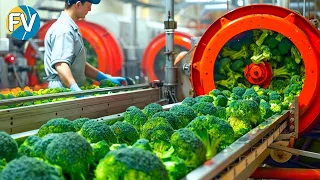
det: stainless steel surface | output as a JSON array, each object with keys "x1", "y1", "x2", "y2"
[
  {"x1": 1, "y1": 88, "x2": 160, "y2": 134},
  {"x1": 0, "y1": 84, "x2": 150, "y2": 106},
  {"x1": 0, "y1": 38, "x2": 9, "y2": 56},
  {"x1": 186, "y1": 111, "x2": 290, "y2": 180},
  {"x1": 294, "y1": 96, "x2": 299, "y2": 138},
  {"x1": 269, "y1": 143, "x2": 320, "y2": 160}
]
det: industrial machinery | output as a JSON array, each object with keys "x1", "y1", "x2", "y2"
[{"x1": 1, "y1": 2, "x2": 320, "y2": 180}]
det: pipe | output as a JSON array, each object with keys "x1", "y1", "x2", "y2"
[
  {"x1": 251, "y1": 168, "x2": 320, "y2": 180},
  {"x1": 303, "y1": 0, "x2": 306, "y2": 17}
]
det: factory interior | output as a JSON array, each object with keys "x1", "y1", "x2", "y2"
[{"x1": 0, "y1": 0, "x2": 319, "y2": 179}]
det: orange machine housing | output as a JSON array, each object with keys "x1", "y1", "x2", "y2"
[
  {"x1": 25, "y1": 20, "x2": 124, "y2": 87},
  {"x1": 189, "y1": 4, "x2": 320, "y2": 134}
]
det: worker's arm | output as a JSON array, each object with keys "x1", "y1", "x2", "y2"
[
  {"x1": 55, "y1": 62, "x2": 81, "y2": 91},
  {"x1": 85, "y1": 62, "x2": 126, "y2": 85}
]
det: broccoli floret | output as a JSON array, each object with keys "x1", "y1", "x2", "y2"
[
  {"x1": 123, "y1": 106, "x2": 148, "y2": 133},
  {"x1": 269, "y1": 91, "x2": 282, "y2": 102},
  {"x1": 229, "y1": 44, "x2": 250, "y2": 60},
  {"x1": 214, "y1": 95, "x2": 228, "y2": 107},
  {"x1": 99, "y1": 79, "x2": 118, "y2": 87},
  {"x1": 73, "y1": 117, "x2": 90, "y2": 132},
  {"x1": 181, "y1": 97, "x2": 197, "y2": 107},
  {"x1": 152, "y1": 111, "x2": 183, "y2": 130},
  {"x1": 216, "y1": 58, "x2": 233, "y2": 75},
  {"x1": 228, "y1": 100, "x2": 261, "y2": 126},
  {"x1": 290, "y1": 75, "x2": 302, "y2": 85},
  {"x1": 253, "y1": 30, "x2": 262, "y2": 41},
  {"x1": 273, "y1": 65, "x2": 297, "y2": 78},
  {"x1": 195, "y1": 95, "x2": 214, "y2": 103},
  {"x1": 16, "y1": 90, "x2": 33, "y2": 97},
  {"x1": 250, "y1": 45, "x2": 272, "y2": 64},
  {"x1": 275, "y1": 33, "x2": 285, "y2": 42},
  {"x1": 18, "y1": 136, "x2": 41, "y2": 156},
  {"x1": 264, "y1": 34, "x2": 279, "y2": 48},
  {"x1": 31, "y1": 134, "x2": 60, "y2": 159},
  {"x1": 38, "y1": 118, "x2": 75, "y2": 137},
  {"x1": 91, "y1": 140, "x2": 110, "y2": 163},
  {"x1": 269, "y1": 100, "x2": 283, "y2": 114},
  {"x1": 143, "y1": 103, "x2": 164, "y2": 118},
  {"x1": 132, "y1": 139, "x2": 152, "y2": 152},
  {"x1": 231, "y1": 60, "x2": 245, "y2": 72},
  {"x1": 169, "y1": 104, "x2": 196, "y2": 127},
  {"x1": 221, "y1": 47, "x2": 238, "y2": 57},
  {"x1": 45, "y1": 132, "x2": 94, "y2": 179},
  {"x1": 228, "y1": 116, "x2": 252, "y2": 139},
  {"x1": 269, "y1": 79, "x2": 287, "y2": 94},
  {"x1": 0, "y1": 158, "x2": 6, "y2": 172},
  {"x1": 214, "y1": 106, "x2": 227, "y2": 120},
  {"x1": 260, "y1": 101, "x2": 274, "y2": 120},
  {"x1": 242, "y1": 88, "x2": 260, "y2": 104},
  {"x1": 186, "y1": 115, "x2": 234, "y2": 160},
  {"x1": 0, "y1": 131, "x2": 18, "y2": 162},
  {"x1": 110, "y1": 121, "x2": 139, "y2": 145},
  {"x1": 95, "y1": 147, "x2": 169, "y2": 180},
  {"x1": 256, "y1": 29, "x2": 273, "y2": 46},
  {"x1": 291, "y1": 46, "x2": 302, "y2": 64},
  {"x1": 110, "y1": 144, "x2": 129, "y2": 151},
  {"x1": 222, "y1": 90, "x2": 232, "y2": 97},
  {"x1": 232, "y1": 86, "x2": 246, "y2": 97},
  {"x1": 79, "y1": 120, "x2": 117, "y2": 144},
  {"x1": 191, "y1": 102, "x2": 217, "y2": 116},
  {"x1": 163, "y1": 157, "x2": 188, "y2": 180},
  {"x1": 170, "y1": 128, "x2": 206, "y2": 169},
  {"x1": 0, "y1": 156, "x2": 64, "y2": 180},
  {"x1": 209, "y1": 89, "x2": 223, "y2": 98},
  {"x1": 278, "y1": 38, "x2": 292, "y2": 55}
]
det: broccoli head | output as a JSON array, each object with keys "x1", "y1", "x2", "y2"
[
  {"x1": 132, "y1": 138, "x2": 153, "y2": 152},
  {"x1": 242, "y1": 88, "x2": 260, "y2": 104},
  {"x1": 260, "y1": 101, "x2": 274, "y2": 120},
  {"x1": 169, "y1": 104, "x2": 196, "y2": 127},
  {"x1": 181, "y1": 97, "x2": 197, "y2": 107},
  {"x1": 170, "y1": 128, "x2": 206, "y2": 169},
  {"x1": 30, "y1": 133, "x2": 60, "y2": 159},
  {"x1": 222, "y1": 90, "x2": 232, "y2": 97},
  {"x1": 163, "y1": 157, "x2": 188, "y2": 180},
  {"x1": 123, "y1": 106, "x2": 148, "y2": 133},
  {"x1": 143, "y1": 103, "x2": 164, "y2": 118},
  {"x1": 0, "y1": 156, "x2": 64, "y2": 180},
  {"x1": 214, "y1": 95, "x2": 228, "y2": 107},
  {"x1": 255, "y1": 29, "x2": 274, "y2": 46},
  {"x1": 45, "y1": 132, "x2": 94, "y2": 179},
  {"x1": 186, "y1": 115, "x2": 234, "y2": 160},
  {"x1": 79, "y1": 120, "x2": 117, "y2": 144},
  {"x1": 250, "y1": 45, "x2": 272, "y2": 64},
  {"x1": 110, "y1": 121, "x2": 139, "y2": 145},
  {"x1": 214, "y1": 106, "x2": 227, "y2": 120},
  {"x1": 229, "y1": 44, "x2": 250, "y2": 60},
  {"x1": 38, "y1": 118, "x2": 75, "y2": 137},
  {"x1": 228, "y1": 116, "x2": 252, "y2": 139},
  {"x1": 195, "y1": 95, "x2": 214, "y2": 103},
  {"x1": 0, "y1": 131, "x2": 18, "y2": 162},
  {"x1": 221, "y1": 46, "x2": 238, "y2": 58},
  {"x1": 110, "y1": 144, "x2": 129, "y2": 151},
  {"x1": 91, "y1": 140, "x2": 110, "y2": 163},
  {"x1": 278, "y1": 38, "x2": 292, "y2": 55},
  {"x1": 152, "y1": 111, "x2": 183, "y2": 130},
  {"x1": 18, "y1": 136, "x2": 41, "y2": 156},
  {"x1": 99, "y1": 79, "x2": 118, "y2": 87},
  {"x1": 228, "y1": 99, "x2": 261, "y2": 126},
  {"x1": 95, "y1": 147, "x2": 169, "y2": 180},
  {"x1": 232, "y1": 86, "x2": 246, "y2": 97},
  {"x1": 73, "y1": 117, "x2": 90, "y2": 131},
  {"x1": 191, "y1": 102, "x2": 217, "y2": 116}
]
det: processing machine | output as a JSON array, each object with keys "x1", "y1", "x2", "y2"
[{"x1": 0, "y1": 2, "x2": 319, "y2": 180}]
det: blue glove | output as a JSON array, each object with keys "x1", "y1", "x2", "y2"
[
  {"x1": 70, "y1": 83, "x2": 82, "y2": 92},
  {"x1": 96, "y1": 72, "x2": 126, "y2": 86}
]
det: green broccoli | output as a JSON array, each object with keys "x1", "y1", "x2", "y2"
[
  {"x1": 99, "y1": 79, "x2": 118, "y2": 87},
  {"x1": 228, "y1": 116, "x2": 252, "y2": 139},
  {"x1": 0, "y1": 158, "x2": 6, "y2": 172},
  {"x1": 30, "y1": 133, "x2": 60, "y2": 159},
  {"x1": 195, "y1": 95, "x2": 214, "y2": 103},
  {"x1": 275, "y1": 33, "x2": 285, "y2": 42},
  {"x1": 123, "y1": 106, "x2": 148, "y2": 133},
  {"x1": 290, "y1": 75, "x2": 302, "y2": 85},
  {"x1": 209, "y1": 89, "x2": 223, "y2": 98},
  {"x1": 181, "y1": 97, "x2": 197, "y2": 107},
  {"x1": 232, "y1": 86, "x2": 246, "y2": 97},
  {"x1": 0, "y1": 131, "x2": 18, "y2": 162},
  {"x1": 16, "y1": 90, "x2": 33, "y2": 97},
  {"x1": 152, "y1": 111, "x2": 183, "y2": 130},
  {"x1": 291, "y1": 46, "x2": 302, "y2": 64},
  {"x1": 91, "y1": 140, "x2": 110, "y2": 163},
  {"x1": 191, "y1": 102, "x2": 217, "y2": 116},
  {"x1": 45, "y1": 132, "x2": 94, "y2": 179},
  {"x1": 110, "y1": 121, "x2": 139, "y2": 145},
  {"x1": 214, "y1": 106, "x2": 227, "y2": 120},
  {"x1": 242, "y1": 88, "x2": 260, "y2": 104},
  {"x1": 214, "y1": 95, "x2": 228, "y2": 107},
  {"x1": 253, "y1": 30, "x2": 262, "y2": 41},
  {"x1": 256, "y1": 29, "x2": 273, "y2": 46},
  {"x1": 229, "y1": 44, "x2": 250, "y2": 60},
  {"x1": 18, "y1": 136, "x2": 41, "y2": 156},
  {"x1": 37, "y1": 118, "x2": 75, "y2": 137},
  {"x1": 186, "y1": 115, "x2": 234, "y2": 160},
  {"x1": 215, "y1": 58, "x2": 233, "y2": 75},
  {"x1": 231, "y1": 59, "x2": 245, "y2": 72},
  {"x1": 250, "y1": 45, "x2": 272, "y2": 64},
  {"x1": 269, "y1": 79, "x2": 287, "y2": 94},
  {"x1": 259, "y1": 101, "x2": 274, "y2": 120},
  {"x1": 95, "y1": 147, "x2": 169, "y2": 180},
  {"x1": 222, "y1": 90, "x2": 232, "y2": 97},
  {"x1": 79, "y1": 120, "x2": 117, "y2": 144},
  {"x1": 228, "y1": 100, "x2": 261, "y2": 126},
  {"x1": 278, "y1": 38, "x2": 292, "y2": 55},
  {"x1": 264, "y1": 34, "x2": 279, "y2": 48},
  {"x1": 221, "y1": 47, "x2": 238, "y2": 57},
  {"x1": 163, "y1": 157, "x2": 188, "y2": 180},
  {"x1": 170, "y1": 128, "x2": 206, "y2": 169},
  {"x1": 73, "y1": 117, "x2": 90, "y2": 131},
  {"x1": 132, "y1": 139, "x2": 152, "y2": 152},
  {"x1": 143, "y1": 103, "x2": 164, "y2": 118},
  {"x1": 0, "y1": 156, "x2": 64, "y2": 180},
  {"x1": 169, "y1": 105, "x2": 196, "y2": 127},
  {"x1": 110, "y1": 143, "x2": 129, "y2": 151}
]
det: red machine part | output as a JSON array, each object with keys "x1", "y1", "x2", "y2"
[
  {"x1": 244, "y1": 62, "x2": 273, "y2": 88},
  {"x1": 141, "y1": 31, "x2": 192, "y2": 81},
  {"x1": 4, "y1": 53, "x2": 17, "y2": 64},
  {"x1": 189, "y1": 4, "x2": 320, "y2": 134},
  {"x1": 251, "y1": 168, "x2": 320, "y2": 180},
  {"x1": 25, "y1": 20, "x2": 124, "y2": 87}
]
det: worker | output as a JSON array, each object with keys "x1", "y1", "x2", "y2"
[{"x1": 44, "y1": 0, "x2": 126, "y2": 91}]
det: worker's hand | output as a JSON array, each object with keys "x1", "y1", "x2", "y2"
[{"x1": 107, "y1": 76, "x2": 126, "y2": 86}]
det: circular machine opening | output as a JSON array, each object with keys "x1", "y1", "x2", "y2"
[
  {"x1": 154, "y1": 45, "x2": 189, "y2": 81},
  {"x1": 213, "y1": 29, "x2": 305, "y2": 105}
]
